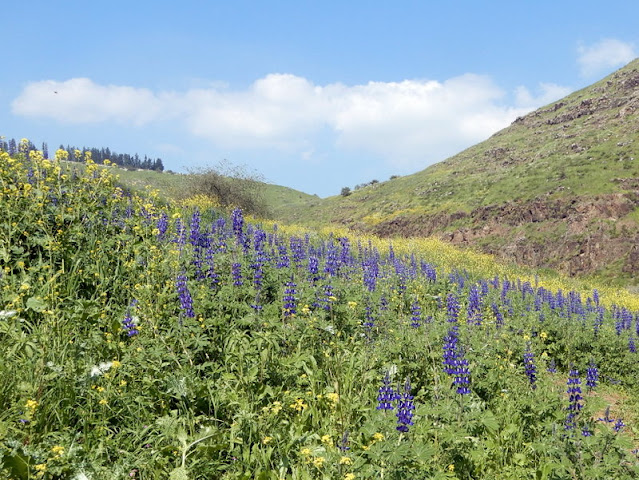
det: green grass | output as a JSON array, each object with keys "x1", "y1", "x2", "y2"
[{"x1": 3, "y1": 149, "x2": 639, "y2": 479}]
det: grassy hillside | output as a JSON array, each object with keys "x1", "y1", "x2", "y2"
[
  {"x1": 275, "y1": 59, "x2": 639, "y2": 287},
  {"x1": 109, "y1": 165, "x2": 317, "y2": 215},
  {"x1": 4, "y1": 146, "x2": 639, "y2": 479}
]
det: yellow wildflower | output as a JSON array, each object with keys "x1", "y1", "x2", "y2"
[
  {"x1": 300, "y1": 447, "x2": 312, "y2": 456},
  {"x1": 372, "y1": 432, "x2": 385, "y2": 442},
  {"x1": 321, "y1": 434, "x2": 332, "y2": 446},
  {"x1": 262, "y1": 436, "x2": 273, "y2": 445},
  {"x1": 312, "y1": 456, "x2": 325, "y2": 468},
  {"x1": 25, "y1": 399, "x2": 38, "y2": 410},
  {"x1": 325, "y1": 392, "x2": 339, "y2": 405},
  {"x1": 344, "y1": 474, "x2": 355, "y2": 480},
  {"x1": 339, "y1": 456, "x2": 352, "y2": 465},
  {"x1": 289, "y1": 398, "x2": 307, "y2": 412},
  {"x1": 51, "y1": 445, "x2": 65, "y2": 457}
]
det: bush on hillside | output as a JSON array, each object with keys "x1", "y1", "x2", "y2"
[{"x1": 186, "y1": 160, "x2": 267, "y2": 217}]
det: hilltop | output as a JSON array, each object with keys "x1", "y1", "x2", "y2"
[{"x1": 275, "y1": 59, "x2": 639, "y2": 287}]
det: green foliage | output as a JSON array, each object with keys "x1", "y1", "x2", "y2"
[
  {"x1": 186, "y1": 160, "x2": 268, "y2": 216},
  {"x1": 1, "y1": 147, "x2": 639, "y2": 479}
]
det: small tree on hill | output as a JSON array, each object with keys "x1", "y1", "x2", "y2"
[
  {"x1": 187, "y1": 160, "x2": 267, "y2": 217},
  {"x1": 340, "y1": 186, "x2": 352, "y2": 197}
]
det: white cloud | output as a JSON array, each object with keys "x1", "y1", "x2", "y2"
[
  {"x1": 515, "y1": 83, "x2": 573, "y2": 109},
  {"x1": 12, "y1": 78, "x2": 165, "y2": 125},
  {"x1": 577, "y1": 39, "x2": 636, "y2": 77},
  {"x1": 12, "y1": 73, "x2": 571, "y2": 170}
]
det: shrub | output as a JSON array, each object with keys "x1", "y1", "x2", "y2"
[{"x1": 187, "y1": 160, "x2": 267, "y2": 217}]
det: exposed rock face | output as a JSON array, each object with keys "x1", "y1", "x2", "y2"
[{"x1": 369, "y1": 193, "x2": 639, "y2": 277}]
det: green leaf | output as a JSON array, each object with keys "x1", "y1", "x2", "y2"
[
  {"x1": 169, "y1": 466, "x2": 189, "y2": 480},
  {"x1": 26, "y1": 296, "x2": 46, "y2": 312},
  {"x1": 481, "y1": 410, "x2": 500, "y2": 433}
]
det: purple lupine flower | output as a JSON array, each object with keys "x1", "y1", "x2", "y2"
[
  {"x1": 379, "y1": 296, "x2": 388, "y2": 311},
  {"x1": 565, "y1": 368, "x2": 583, "y2": 430},
  {"x1": 308, "y1": 255, "x2": 320, "y2": 285},
  {"x1": 156, "y1": 212, "x2": 168, "y2": 240},
  {"x1": 581, "y1": 426, "x2": 592, "y2": 437},
  {"x1": 547, "y1": 359, "x2": 557, "y2": 373},
  {"x1": 122, "y1": 301, "x2": 139, "y2": 336},
  {"x1": 442, "y1": 326, "x2": 471, "y2": 395},
  {"x1": 614, "y1": 418, "x2": 625, "y2": 432},
  {"x1": 276, "y1": 241, "x2": 290, "y2": 268},
  {"x1": 376, "y1": 372, "x2": 395, "y2": 411},
  {"x1": 232, "y1": 262, "x2": 243, "y2": 286},
  {"x1": 283, "y1": 276, "x2": 297, "y2": 317},
  {"x1": 290, "y1": 236, "x2": 306, "y2": 268},
  {"x1": 421, "y1": 261, "x2": 437, "y2": 282},
  {"x1": 586, "y1": 360, "x2": 599, "y2": 391},
  {"x1": 324, "y1": 241, "x2": 340, "y2": 277},
  {"x1": 189, "y1": 209, "x2": 201, "y2": 246},
  {"x1": 364, "y1": 302, "x2": 376, "y2": 329},
  {"x1": 395, "y1": 378, "x2": 415, "y2": 432},
  {"x1": 446, "y1": 293, "x2": 460, "y2": 323},
  {"x1": 339, "y1": 236, "x2": 351, "y2": 268},
  {"x1": 231, "y1": 208, "x2": 244, "y2": 238},
  {"x1": 467, "y1": 285, "x2": 482, "y2": 325},
  {"x1": 410, "y1": 300, "x2": 421, "y2": 328},
  {"x1": 630, "y1": 336, "x2": 637, "y2": 353},
  {"x1": 176, "y1": 273, "x2": 195, "y2": 318},
  {"x1": 454, "y1": 357, "x2": 471, "y2": 395},
  {"x1": 362, "y1": 256, "x2": 379, "y2": 292},
  {"x1": 523, "y1": 346, "x2": 537, "y2": 389},
  {"x1": 442, "y1": 327, "x2": 460, "y2": 375}
]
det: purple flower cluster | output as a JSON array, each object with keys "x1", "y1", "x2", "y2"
[
  {"x1": 565, "y1": 368, "x2": 583, "y2": 430},
  {"x1": 598, "y1": 407, "x2": 626, "y2": 432},
  {"x1": 122, "y1": 300, "x2": 139, "y2": 336},
  {"x1": 446, "y1": 293, "x2": 460, "y2": 323},
  {"x1": 442, "y1": 326, "x2": 471, "y2": 395},
  {"x1": 283, "y1": 276, "x2": 297, "y2": 317},
  {"x1": 376, "y1": 372, "x2": 396, "y2": 411},
  {"x1": 410, "y1": 300, "x2": 422, "y2": 328},
  {"x1": 586, "y1": 360, "x2": 599, "y2": 391},
  {"x1": 232, "y1": 262, "x2": 243, "y2": 286},
  {"x1": 395, "y1": 378, "x2": 415, "y2": 432},
  {"x1": 176, "y1": 273, "x2": 195, "y2": 318}
]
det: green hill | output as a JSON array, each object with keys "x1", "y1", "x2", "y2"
[
  {"x1": 275, "y1": 59, "x2": 639, "y2": 287},
  {"x1": 94, "y1": 164, "x2": 317, "y2": 216}
]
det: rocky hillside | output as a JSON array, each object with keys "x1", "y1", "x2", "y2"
[{"x1": 278, "y1": 59, "x2": 639, "y2": 286}]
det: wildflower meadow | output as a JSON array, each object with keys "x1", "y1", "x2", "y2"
[{"x1": 2, "y1": 142, "x2": 639, "y2": 479}]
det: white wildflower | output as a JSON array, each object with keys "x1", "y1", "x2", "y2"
[{"x1": 89, "y1": 361, "x2": 113, "y2": 377}]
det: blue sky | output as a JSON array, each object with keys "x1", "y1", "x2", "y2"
[{"x1": 3, "y1": 0, "x2": 638, "y2": 197}]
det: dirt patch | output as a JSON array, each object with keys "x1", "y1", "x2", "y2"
[{"x1": 368, "y1": 193, "x2": 639, "y2": 278}]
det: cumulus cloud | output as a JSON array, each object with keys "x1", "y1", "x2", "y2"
[
  {"x1": 12, "y1": 73, "x2": 570, "y2": 169},
  {"x1": 577, "y1": 39, "x2": 636, "y2": 77},
  {"x1": 515, "y1": 83, "x2": 573, "y2": 110},
  {"x1": 12, "y1": 78, "x2": 166, "y2": 125}
]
